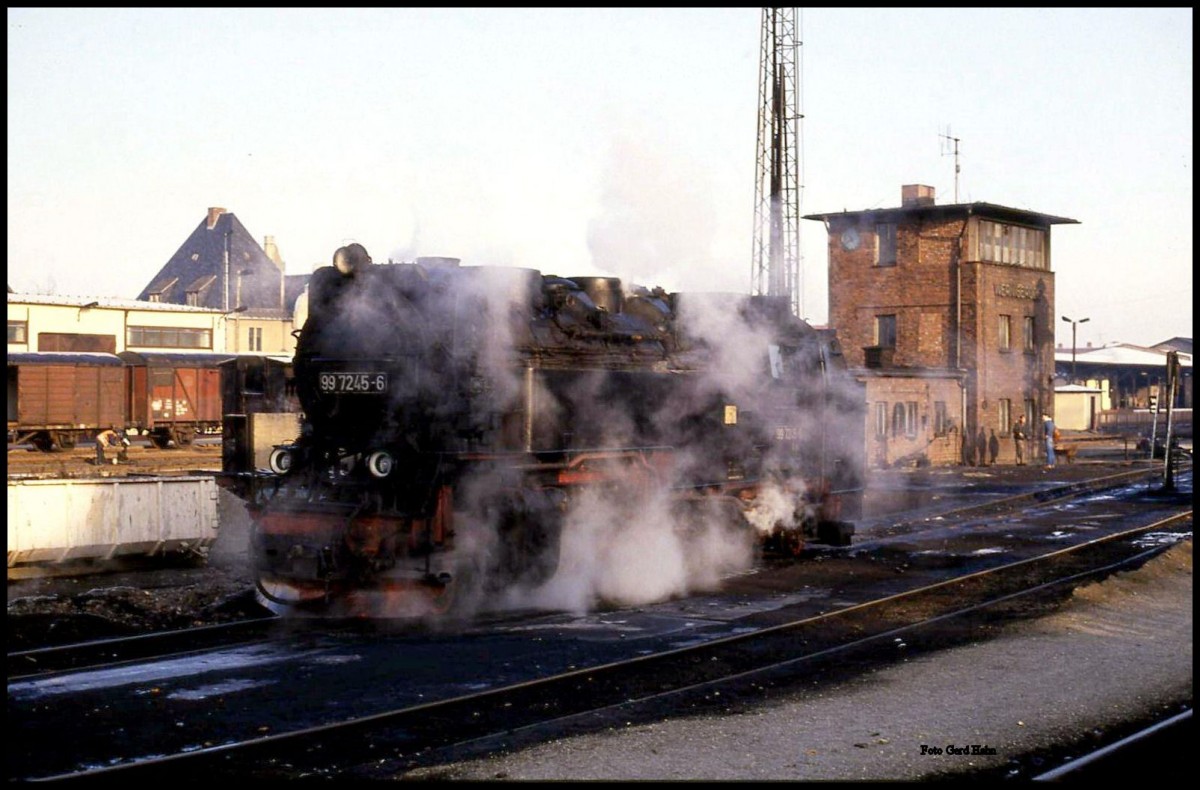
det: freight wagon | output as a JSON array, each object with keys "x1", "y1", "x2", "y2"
[
  {"x1": 7, "y1": 351, "x2": 292, "y2": 451},
  {"x1": 6, "y1": 353, "x2": 127, "y2": 451}
]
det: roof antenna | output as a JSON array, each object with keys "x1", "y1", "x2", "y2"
[{"x1": 939, "y1": 126, "x2": 961, "y2": 203}]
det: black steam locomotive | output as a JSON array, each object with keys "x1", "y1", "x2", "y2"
[{"x1": 227, "y1": 245, "x2": 864, "y2": 616}]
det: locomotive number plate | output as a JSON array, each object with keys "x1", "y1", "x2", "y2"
[{"x1": 319, "y1": 372, "x2": 389, "y2": 394}]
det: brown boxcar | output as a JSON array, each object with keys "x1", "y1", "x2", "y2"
[
  {"x1": 6, "y1": 352, "x2": 127, "y2": 451},
  {"x1": 118, "y1": 351, "x2": 235, "y2": 448}
]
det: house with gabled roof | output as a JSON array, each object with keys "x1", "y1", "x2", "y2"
[
  {"x1": 139, "y1": 207, "x2": 287, "y2": 312},
  {"x1": 138, "y1": 207, "x2": 309, "y2": 354}
]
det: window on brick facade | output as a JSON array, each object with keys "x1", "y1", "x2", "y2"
[
  {"x1": 891, "y1": 403, "x2": 906, "y2": 438},
  {"x1": 875, "y1": 314, "x2": 897, "y2": 348},
  {"x1": 875, "y1": 402, "x2": 888, "y2": 438},
  {"x1": 934, "y1": 401, "x2": 949, "y2": 436},
  {"x1": 999, "y1": 314, "x2": 1012, "y2": 351},
  {"x1": 999, "y1": 398, "x2": 1012, "y2": 437},
  {"x1": 875, "y1": 223, "x2": 897, "y2": 266},
  {"x1": 1023, "y1": 316, "x2": 1035, "y2": 352},
  {"x1": 1025, "y1": 398, "x2": 1037, "y2": 428},
  {"x1": 906, "y1": 402, "x2": 918, "y2": 438}
]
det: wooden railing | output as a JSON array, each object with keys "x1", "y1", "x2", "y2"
[{"x1": 1097, "y1": 408, "x2": 1192, "y2": 437}]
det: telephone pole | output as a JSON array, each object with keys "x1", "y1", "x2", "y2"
[{"x1": 751, "y1": 7, "x2": 803, "y2": 318}]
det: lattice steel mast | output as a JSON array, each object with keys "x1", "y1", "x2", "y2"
[{"x1": 751, "y1": 7, "x2": 803, "y2": 318}]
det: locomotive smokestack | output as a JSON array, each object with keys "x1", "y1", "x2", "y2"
[{"x1": 333, "y1": 243, "x2": 372, "y2": 276}]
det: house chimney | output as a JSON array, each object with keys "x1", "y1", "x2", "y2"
[
  {"x1": 263, "y1": 235, "x2": 284, "y2": 269},
  {"x1": 206, "y1": 207, "x2": 227, "y2": 229},
  {"x1": 901, "y1": 185, "x2": 936, "y2": 207}
]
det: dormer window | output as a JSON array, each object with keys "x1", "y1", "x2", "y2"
[
  {"x1": 146, "y1": 277, "x2": 178, "y2": 303},
  {"x1": 185, "y1": 274, "x2": 217, "y2": 307}
]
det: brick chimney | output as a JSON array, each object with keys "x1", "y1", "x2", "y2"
[
  {"x1": 901, "y1": 185, "x2": 935, "y2": 207},
  {"x1": 206, "y1": 207, "x2": 227, "y2": 229}
]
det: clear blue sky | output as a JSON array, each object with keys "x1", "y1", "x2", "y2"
[{"x1": 7, "y1": 8, "x2": 1192, "y2": 348}]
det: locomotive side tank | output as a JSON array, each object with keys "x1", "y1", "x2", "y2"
[{"x1": 234, "y1": 245, "x2": 864, "y2": 616}]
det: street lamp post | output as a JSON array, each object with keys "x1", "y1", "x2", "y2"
[
  {"x1": 219, "y1": 306, "x2": 247, "y2": 353},
  {"x1": 234, "y1": 268, "x2": 255, "y2": 353},
  {"x1": 1061, "y1": 315, "x2": 1090, "y2": 383}
]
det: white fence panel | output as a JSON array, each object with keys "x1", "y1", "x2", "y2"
[{"x1": 7, "y1": 476, "x2": 220, "y2": 567}]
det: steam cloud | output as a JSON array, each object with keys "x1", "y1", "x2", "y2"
[{"x1": 298, "y1": 238, "x2": 864, "y2": 621}]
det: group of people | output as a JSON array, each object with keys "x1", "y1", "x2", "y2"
[
  {"x1": 1009, "y1": 413, "x2": 1060, "y2": 468},
  {"x1": 965, "y1": 414, "x2": 1058, "y2": 468}
]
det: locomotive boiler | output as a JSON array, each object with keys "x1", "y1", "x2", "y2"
[{"x1": 226, "y1": 245, "x2": 864, "y2": 616}]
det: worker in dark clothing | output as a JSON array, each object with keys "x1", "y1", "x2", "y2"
[
  {"x1": 1012, "y1": 415, "x2": 1027, "y2": 465},
  {"x1": 95, "y1": 427, "x2": 130, "y2": 465}
]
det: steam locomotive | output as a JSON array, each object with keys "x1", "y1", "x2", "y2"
[{"x1": 225, "y1": 245, "x2": 864, "y2": 616}]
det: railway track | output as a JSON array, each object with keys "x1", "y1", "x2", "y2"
[
  {"x1": 5, "y1": 441, "x2": 223, "y2": 479},
  {"x1": 7, "y1": 616, "x2": 280, "y2": 682},
  {"x1": 1029, "y1": 708, "x2": 1193, "y2": 781},
  {"x1": 7, "y1": 468, "x2": 1190, "y2": 782}
]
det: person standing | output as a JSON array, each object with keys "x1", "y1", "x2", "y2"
[
  {"x1": 988, "y1": 429, "x2": 1000, "y2": 466},
  {"x1": 1012, "y1": 415, "x2": 1027, "y2": 465},
  {"x1": 1042, "y1": 414, "x2": 1056, "y2": 468}
]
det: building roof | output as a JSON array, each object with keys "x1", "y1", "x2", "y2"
[
  {"x1": 284, "y1": 273, "x2": 311, "y2": 311},
  {"x1": 804, "y1": 200, "x2": 1079, "y2": 227},
  {"x1": 1056, "y1": 342, "x2": 1192, "y2": 368},
  {"x1": 7, "y1": 352, "x2": 125, "y2": 366},
  {"x1": 137, "y1": 207, "x2": 285, "y2": 312},
  {"x1": 1152, "y1": 337, "x2": 1193, "y2": 354},
  {"x1": 8, "y1": 292, "x2": 219, "y2": 313},
  {"x1": 1055, "y1": 384, "x2": 1104, "y2": 393},
  {"x1": 118, "y1": 351, "x2": 237, "y2": 367}
]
